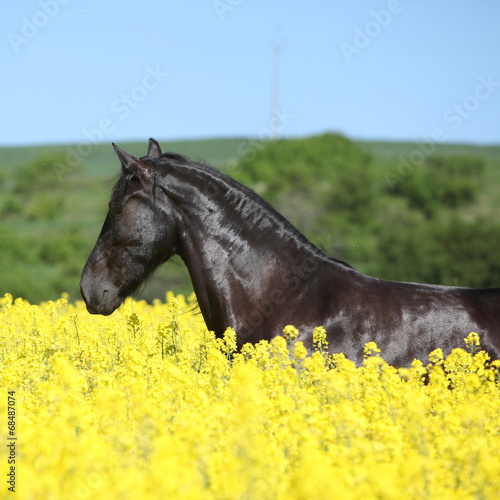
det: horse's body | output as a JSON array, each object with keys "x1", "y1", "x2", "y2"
[{"x1": 80, "y1": 139, "x2": 500, "y2": 366}]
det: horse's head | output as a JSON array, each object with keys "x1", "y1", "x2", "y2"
[{"x1": 80, "y1": 139, "x2": 179, "y2": 315}]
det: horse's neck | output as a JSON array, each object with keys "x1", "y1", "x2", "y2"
[
  {"x1": 181, "y1": 213, "x2": 318, "y2": 335},
  {"x1": 162, "y1": 163, "x2": 322, "y2": 333}
]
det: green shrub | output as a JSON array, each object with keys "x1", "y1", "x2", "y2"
[
  {"x1": 388, "y1": 155, "x2": 484, "y2": 218},
  {"x1": 15, "y1": 153, "x2": 70, "y2": 193},
  {"x1": 27, "y1": 195, "x2": 64, "y2": 221},
  {"x1": 0, "y1": 195, "x2": 23, "y2": 218},
  {"x1": 232, "y1": 133, "x2": 372, "y2": 204}
]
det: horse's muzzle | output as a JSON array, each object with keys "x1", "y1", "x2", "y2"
[{"x1": 80, "y1": 275, "x2": 121, "y2": 316}]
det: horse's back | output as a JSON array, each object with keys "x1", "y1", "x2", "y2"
[{"x1": 323, "y1": 269, "x2": 500, "y2": 365}]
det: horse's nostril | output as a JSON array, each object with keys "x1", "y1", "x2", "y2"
[{"x1": 86, "y1": 304, "x2": 98, "y2": 314}]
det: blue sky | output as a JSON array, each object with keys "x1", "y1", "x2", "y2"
[{"x1": 1, "y1": 0, "x2": 499, "y2": 146}]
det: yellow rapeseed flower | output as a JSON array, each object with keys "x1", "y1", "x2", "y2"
[
  {"x1": 363, "y1": 341, "x2": 381, "y2": 358},
  {"x1": 282, "y1": 324, "x2": 299, "y2": 343},
  {"x1": 1, "y1": 292, "x2": 499, "y2": 499}
]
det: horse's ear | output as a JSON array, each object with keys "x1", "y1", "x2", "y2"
[
  {"x1": 113, "y1": 143, "x2": 150, "y2": 176},
  {"x1": 147, "y1": 138, "x2": 162, "y2": 159}
]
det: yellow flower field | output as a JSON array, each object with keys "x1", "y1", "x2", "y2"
[{"x1": 1, "y1": 292, "x2": 500, "y2": 499}]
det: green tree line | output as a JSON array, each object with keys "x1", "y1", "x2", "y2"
[{"x1": 2, "y1": 134, "x2": 500, "y2": 304}]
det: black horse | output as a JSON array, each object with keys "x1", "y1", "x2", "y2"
[{"x1": 80, "y1": 139, "x2": 500, "y2": 366}]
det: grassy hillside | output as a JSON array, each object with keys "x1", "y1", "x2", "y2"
[
  {"x1": 0, "y1": 138, "x2": 246, "y2": 175},
  {"x1": 1, "y1": 135, "x2": 500, "y2": 304}
]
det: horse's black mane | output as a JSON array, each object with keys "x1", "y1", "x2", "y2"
[
  {"x1": 160, "y1": 152, "x2": 191, "y2": 164},
  {"x1": 155, "y1": 152, "x2": 353, "y2": 270},
  {"x1": 110, "y1": 173, "x2": 131, "y2": 206}
]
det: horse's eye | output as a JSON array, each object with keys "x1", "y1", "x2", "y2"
[{"x1": 110, "y1": 205, "x2": 124, "y2": 218}]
